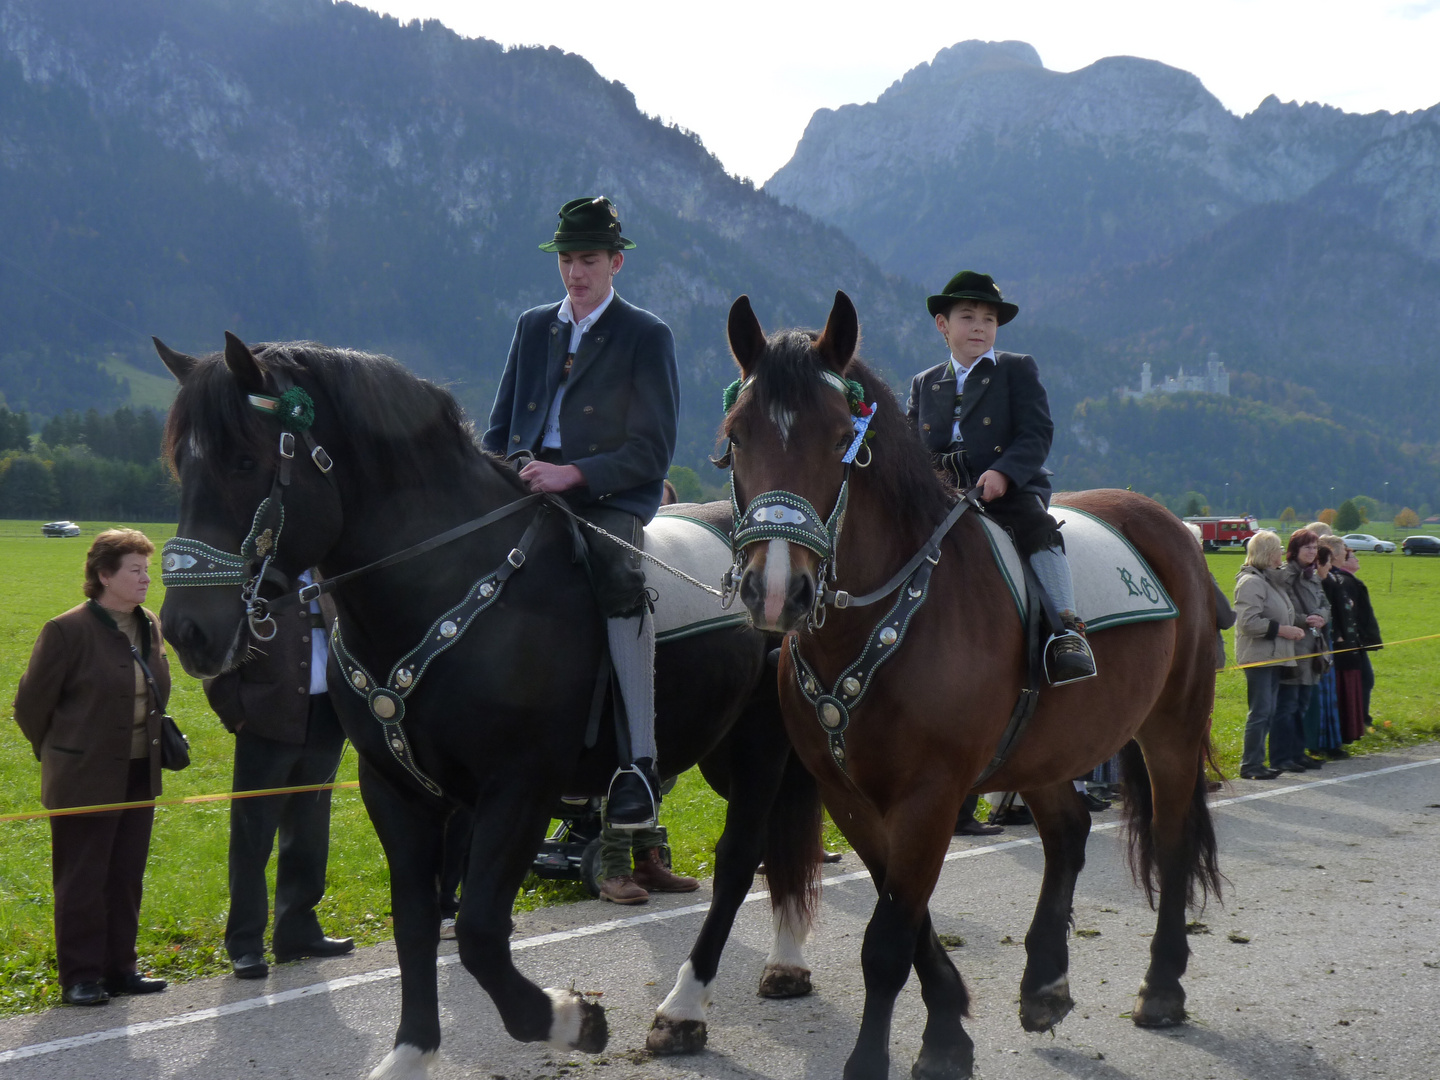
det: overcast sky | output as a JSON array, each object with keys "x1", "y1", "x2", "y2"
[{"x1": 353, "y1": 0, "x2": 1440, "y2": 184}]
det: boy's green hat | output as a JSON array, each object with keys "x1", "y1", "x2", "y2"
[
  {"x1": 538, "y1": 195, "x2": 636, "y2": 252},
  {"x1": 926, "y1": 270, "x2": 1018, "y2": 324}
]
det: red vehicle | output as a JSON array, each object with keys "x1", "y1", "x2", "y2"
[{"x1": 1184, "y1": 515, "x2": 1258, "y2": 552}]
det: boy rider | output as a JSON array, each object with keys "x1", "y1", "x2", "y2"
[{"x1": 906, "y1": 271, "x2": 1096, "y2": 683}]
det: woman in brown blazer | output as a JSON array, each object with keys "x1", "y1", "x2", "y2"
[{"x1": 13, "y1": 529, "x2": 170, "y2": 1006}]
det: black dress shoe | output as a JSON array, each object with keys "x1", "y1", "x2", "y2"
[
  {"x1": 606, "y1": 758, "x2": 659, "y2": 830},
  {"x1": 1326, "y1": 747, "x2": 1351, "y2": 759},
  {"x1": 1080, "y1": 791, "x2": 1113, "y2": 812},
  {"x1": 232, "y1": 953, "x2": 269, "y2": 979},
  {"x1": 103, "y1": 973, "x2": 167, "y2": 995},
  {"x1": 1276, "y1": 759, "x2": 1312, "y2": 773},
  {"x1": 273, "y1": 936, "x2": 355, "y2": 963},
  {"x1": 1239, "y1": 767, "x2": 1281, "y2": 780},
  {"x1": 1302, "y1": 753, "x2": 1326, "y2": 768},
  {"x1": 62, "y1": 982, "x2": 110, "y2": 1006},
  {"x1": 955, "y1": 816, "x2": 1004, "y2": 836}
]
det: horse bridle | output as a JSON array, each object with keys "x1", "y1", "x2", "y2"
[
  {"x1": 159, "y1": 370, "x2": 336, "y2": 641},
  {"x1": 721, "y1": 369, "x2": 874, "y2": 627},
  {"x1": 719, "y1": 365, "x2": 981, "y2": 769}
]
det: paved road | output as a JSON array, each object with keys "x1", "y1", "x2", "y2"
[{"x1": 3, "y1": 747, "x2": 1438, "y2": 1080}]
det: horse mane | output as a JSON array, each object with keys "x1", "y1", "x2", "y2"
[
  {"x1": 727, "y1": 329, "x2": 952, "y2": 542},
  {"x1": 164, "y1": 342, "x2": 524, "y2": 495}
]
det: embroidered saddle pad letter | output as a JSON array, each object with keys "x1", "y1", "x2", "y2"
[{"x1": 978, "y1": 504, "x2": 1178, "y2": 632}]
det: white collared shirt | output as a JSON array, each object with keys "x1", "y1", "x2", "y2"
[
  {"x1": 948, "y1": 349, "x2": 995, "y2": 443},
  {"x1": 543, "y1": 288, "x2": 616, "y2": 449},
  {"x1": 297, "y1": 569, "x2": 328, "y2": 695}
]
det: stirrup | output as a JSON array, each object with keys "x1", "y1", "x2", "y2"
[
  {"x1": 1043, "y1": 628, "x2": 1098, "y2": 686},
  {"x1": 605, "y1": 763, "x2": 658, "y2": 830}
]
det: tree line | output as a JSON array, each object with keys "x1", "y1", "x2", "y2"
[{"x1": 0, "y1": 405, "x2": 178, "y2": 521}]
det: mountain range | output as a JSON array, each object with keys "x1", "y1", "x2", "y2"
[
  {"x1": 768, "y1": 40, "x2": 1440, "y2": 511},
  {"x1": 0, "y1": 0, "x2": 929, "y2": 471},
  {"x1": 2, "y1": 7, "x2": 1438, "y2": 513}
]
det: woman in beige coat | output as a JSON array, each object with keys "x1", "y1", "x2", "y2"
[
  {"x1": 1233, "y1": 531, "x2": 1306, "y2": 779},
  {"x1": 13, "y1": 529, "x2": 170, "y2": 1006}
]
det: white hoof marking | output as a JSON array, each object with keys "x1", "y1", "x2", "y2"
[
  {"x1": 368, "y1": 1043, "x2": 436, "y2": 1080},
  {"x1": 656, "y1": 959, "x2": 713, "y2": 1023},
  {"x1": 545, "y1": 987, "x2": 584, "y2": 1050}
]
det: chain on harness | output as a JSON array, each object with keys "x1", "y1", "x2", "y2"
[{"x1": 159, "y1": 376, "x2": 334, "y2": 641}]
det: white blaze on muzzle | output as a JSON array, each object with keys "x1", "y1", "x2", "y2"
[{"x1": 762, "y1": 539, "x2": 793, "y2": 626}]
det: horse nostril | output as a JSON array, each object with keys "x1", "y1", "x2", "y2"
[
  {"x1": 739, "y1": 568, "x2": 764, "y2": 612},
  {"x1": 788, "y1": 572, "x2": 814, "y2": 615},
  {"x1": 168, "y1": 616, "x2": 206, "y2": 657}
]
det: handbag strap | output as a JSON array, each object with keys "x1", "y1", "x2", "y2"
[{"x1": 129, "y1": 643, "x2": 164, "y2": 711}]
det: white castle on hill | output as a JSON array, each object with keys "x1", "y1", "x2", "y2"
[{"x1": 1120, "y1": 354, "x2": 1229, "y2": 399}]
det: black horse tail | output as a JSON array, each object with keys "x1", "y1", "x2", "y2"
[
  {"x1": 762, "y1": 750, "x2": 823, "y2": 922},
  {"x1": 1119, "y1": 737, "x2": 1224, "y2": 911}
]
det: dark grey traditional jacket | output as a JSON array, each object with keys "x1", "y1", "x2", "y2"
[
  {"x1": 905, "y1": 351, "x2": 1054, "y2": 500},
  {"x1": 481, "y1": 294, "x2": 679, "y2": 523}
]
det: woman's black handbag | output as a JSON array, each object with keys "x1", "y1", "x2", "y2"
[{"x1": 132, "y1": 646, "x2": 191, "y2": 771}]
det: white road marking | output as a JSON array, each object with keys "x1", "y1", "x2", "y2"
[{"x1": 4, "y1": 755, "x2": 1434, "y2": 1064}]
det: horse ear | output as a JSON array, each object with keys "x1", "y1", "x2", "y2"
[
  {"x1": 815, "y1": 291, "x2": 859, "y2": 374},
  {"x1": 727, "y1": 295, "x2": 767, "y2": 378},
  {"x1": 223, "y1": 331, "x2": 266, "y2": 392},
  {"x1": 152, "y1": 337, "x2": 198, "y2": 383}
]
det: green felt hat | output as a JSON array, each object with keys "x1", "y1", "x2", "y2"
[
  {"x1": 926, "y1": 270, "x2": 1018, "y2": 324},
  {"x1": 539, "y1": 195, "x2": 636, "y2": 252}
]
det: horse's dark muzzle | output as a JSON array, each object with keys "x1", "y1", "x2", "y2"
[{"x1": 738, "y1": 560, "x2": 814, "y2": 633}]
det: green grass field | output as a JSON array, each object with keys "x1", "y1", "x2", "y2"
[{"x1": 0, "y1": 520, "x2": 1435, "y2": 1015}]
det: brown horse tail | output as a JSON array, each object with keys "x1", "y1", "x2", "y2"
[
  {"x1": 762, "y1": 750, "x2": 824, "y2": 922},
  {"x1": 1119, "y1": 738, "x2": 1224, "y2": 911}
]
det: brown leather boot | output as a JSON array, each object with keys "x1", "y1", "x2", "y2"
[
  {"x1": 630, "y1": 847, "x2": 699, "y2": 893},
  {"x1": 598, "y1": 875, "x2": 649, "y2": 905}
]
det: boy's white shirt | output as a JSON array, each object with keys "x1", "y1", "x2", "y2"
[{"x1": 948, "y1": 348, "x2": 995, "y2": 443}]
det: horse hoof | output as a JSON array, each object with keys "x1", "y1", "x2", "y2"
[
  {"x1": 911, "y1": 1040, "x2": 975, "y2": 1080},
  {"x1": 646, "y1": 1016, "x2": 708, "y2": 1055},
  {"x1": 1132, "y1": 982, "x2": 1187, "y2": 1027},
  {"x1": 1019, "y1": 975, "x2": 1074, "y2": 1032},
  {"x1": 545, "y1": 987, "x2": 609, "y2": 1052},
  {"x1": 758, "y1": 963, "x2": 812, "y2": 998}
]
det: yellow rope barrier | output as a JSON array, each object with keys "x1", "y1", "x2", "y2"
[
  {"x1": 1223, "y1": 630, "x2": 1440, "y2": 672},
  {"x1": 0, "y1": 780, "x2": 361, "y2": 824},
  {"x1": 4, "y1": 632, "x2": 1435, "y2": 823}
]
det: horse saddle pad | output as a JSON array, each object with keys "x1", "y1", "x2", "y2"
[
  {"x1": 978, "y1": 504, "x2": 1178, "y2": 632},
  {"x1": 641, "y1": 514, "x2": 750, "y2": 643}
]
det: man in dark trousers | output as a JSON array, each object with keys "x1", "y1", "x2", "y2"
[
  {"x1": 482, "y1": 195, "x2": 680, "y2": 829},
  {"x1": 204, "y1": 571, "x2": 353, "y2": 978},
  {"x1": 906, "y1": 271, "x2": 1095, "y2": 684}
]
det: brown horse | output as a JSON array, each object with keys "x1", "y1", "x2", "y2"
[{"x1": 721, "y1": 292, "x2": 1222, "y2": 1080}]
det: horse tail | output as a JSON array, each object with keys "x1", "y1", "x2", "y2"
[
  {"x1": 1120, "y1": 736, "x2": 1224, "y2": 911},
  {"x1": 762, "y1": 750, "x2": 823, "y2": 922}
]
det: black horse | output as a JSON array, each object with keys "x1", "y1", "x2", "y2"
[{"x1": 155, "y1": 334, "x2": 820, "y2": 1078}]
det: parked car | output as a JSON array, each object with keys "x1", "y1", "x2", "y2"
[
  {"x1": 41, "y1": 520, "x2": 82, "y2": 538},
  {"x1": 1340, "y1": 533, "x2": 1396, "y2": 553},
  {"x1": 1402, "y1": 535, "x2": 1440, "y2": 556}
]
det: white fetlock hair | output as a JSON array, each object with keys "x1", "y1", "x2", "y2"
[
  {"x1": 545, "y1": 986, "x2": 585, "y2": 1050},
  {"x1": 368, "y1": 1043, "x2": 436, "y2": 1080}
]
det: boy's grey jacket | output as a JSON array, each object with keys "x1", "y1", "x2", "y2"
[
  {"x1": 905, "y1": 350, "x2": 1054, "y2": 499},
  {"x1": 482, "y1": 294, "x2": 679, "y2": 523}
]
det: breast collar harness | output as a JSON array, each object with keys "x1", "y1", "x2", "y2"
[
  {"x1": 158, "y1": 369, "x2": 554, "y2": 798},
  {"x1": 718, "y1": 367, "x2": 979, "y2": 772}
]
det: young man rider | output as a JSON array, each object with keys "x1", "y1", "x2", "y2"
[
  {"x1": 482, "y1": 196, "x2": 680, "y2": 827},
  {"x1": 906, "y1": 271, "x2": 1096, "y2": 683}
]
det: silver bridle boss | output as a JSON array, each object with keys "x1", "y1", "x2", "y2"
[
  {"x1": 722, "y1": 369, "x2": 875, "y2": 626},
  {"x1": 159, "y1": 373, "x2": 334, "y2": 641}
]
